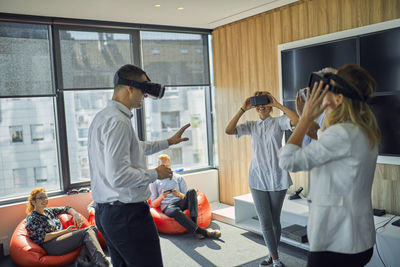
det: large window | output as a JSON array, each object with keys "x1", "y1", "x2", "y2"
[
  {"x1": 0, "y1": 98, "x2": 60, "y2": 201},
  {"x1": 142, "y1": 31, "x2": 212, "y2": 171},
  {"x1": 58, "y1": 30, "x2": 132, "y2": 89},
  {"x1": 64, "y1": 90, "x2": 113, "y2": 183},
  {"x1": 141, "y1": 31, "x2": 209, "y2": 86},
  {"x1": 144, "y1": 86, "x2": 210, "y2": 170},
  {"x1": 0, "y1": 17, "x2": 213, "y2": 204},
  {"x1": 59, "y1": 30, "x2": 133, "y2": 184},
  {"x1": 0, "y1": 21, "x2": 61, "y2": 202},
  {"x1": 0, "y1": 22, "x2": 54, "y2": 96}
]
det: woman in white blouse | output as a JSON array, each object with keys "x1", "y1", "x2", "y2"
[
  {"x1": 279, "y1": 64, "x2": 380, "y2": 267},
  {"x1": 226, "y1": 91, "x2": 298, "y2": 267}
]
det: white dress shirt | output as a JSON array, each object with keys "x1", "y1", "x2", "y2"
[
  {"x1": 279, "y1": 123, "x2": 378, "y2": 253},
  {"x1": 88, "y1": 100, "x2": 169, "y2": 204},
  {"x1": 236, "y1": 115, "x2": 293, "y2": 191}
]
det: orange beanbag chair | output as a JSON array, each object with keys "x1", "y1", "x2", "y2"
[
  {"x1": 87, "y1": 211, "x2": 107, "y2": 247},
  {"x1": 149, "y1": 190, "x2": 212, "y2": 234},
  {"x1": 10, "y1": 213, "x2": 89, "y2": 267}
]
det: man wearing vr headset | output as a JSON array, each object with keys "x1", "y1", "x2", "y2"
[{"x1": 88, "y1": 64, "x2": 190, "y2": 267}]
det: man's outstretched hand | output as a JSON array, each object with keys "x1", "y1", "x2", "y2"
[
  {"x1": 156, "y1": 165, "x2": 173, "y2": 179},
  {"x1": 168, "y1": 123, "x2": 191, "y2": 145}
]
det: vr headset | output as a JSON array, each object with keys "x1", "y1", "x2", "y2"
[
  {"x1": 306, "y1": 71, "x2": 365, "y2": 101},
  {"x1": 250, "y1": 92, "x2": 270, "y2": 106},
  {"x1": 113, "y1": 72, "x2": 165, "y2": 99}
]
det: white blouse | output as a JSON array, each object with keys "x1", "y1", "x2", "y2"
[
  {"x1": 237, "y1": 116, "x2": 293, "y2": 191},
  {"x1": 279, "y1": 123, "x2": 378, "y2": 253}
]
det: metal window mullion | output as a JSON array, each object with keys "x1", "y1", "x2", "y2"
[
  {"x1": 205, "y1": 85, "x2": 214, "y2": 168},
  {"x1": 203, "y1": 34, "x2": 214, "y2": 167},
  {"x1": 49, "y1": 24, "x2": 65, "y2": 193},
  {"x1": 52, "y1": 24, "x2": 71, "y2": 191},
  {"x1": 202, "y1": 34, "x2": 211, "y2": 85},
  {"x1": 60, "y1": 87, "x2": 114, "y2": 91},
  {"x1": 133, "y1": 30, "x2": 146, "y2": 141}
]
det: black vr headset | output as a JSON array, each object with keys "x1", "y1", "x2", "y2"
[
  {"x1": 250, "y1": 92, "x2": 270, "y2": 106},
  {"x1": 113, "y1": 71, "x2": 165, "y2": 99},
  {"x1": 307, "y1": 71, "x2": 365, "y2": 101}
]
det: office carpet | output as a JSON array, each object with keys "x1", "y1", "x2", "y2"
[
  {"x1": 159, "y1": 220, "x2": 307, "y2": 267},
  {"x1": 0, "y1": 220, "x2": 307, "y2": 267}
]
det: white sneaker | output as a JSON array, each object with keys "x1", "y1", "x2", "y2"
[{"x1": 259, "y1": 256, "x2": 273, "y2": 266}]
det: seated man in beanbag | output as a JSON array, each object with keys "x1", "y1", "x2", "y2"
[{"x1": 149, "y1": 154, "x2": 220, "y2": 239}]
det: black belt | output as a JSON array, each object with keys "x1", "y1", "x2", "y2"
[{"x1": 99, "y1": 200, "x2": 147, "y2": 206}]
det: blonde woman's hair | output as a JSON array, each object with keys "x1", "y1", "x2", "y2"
[
  {"x1": 324, "y1": 64, "x2": 381, "y2": 147},
  {"x1": 158, "y1": 154, "x2": 170, "y2": 165},
  {"x1": 26, "y1": 187, "x2": 46, "y2": 214}
]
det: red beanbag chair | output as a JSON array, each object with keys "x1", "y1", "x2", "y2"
[
  {"x1": 87, "y1": 211, "x2": 107, "y2": 247},
  {"x1": 150, "y1": 190, "x2": 212, "y2": 234},
  {"x1": 10, "y1": 213, "x2": 89, "y2": 267}
]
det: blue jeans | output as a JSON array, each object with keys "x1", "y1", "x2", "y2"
[{"x1": 250, "y1": 188, "x2": 287, "y2": 256}]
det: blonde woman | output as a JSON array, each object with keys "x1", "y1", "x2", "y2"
[
  {"x1": 226, "y1": 91, "x2": 298, "y2": 267},
  {"x1": 279, "y1": 64, "x2": 380, "y2": 267},
  {"x1": 25, "y1": 188, "x2": 109, "y2": 267}
]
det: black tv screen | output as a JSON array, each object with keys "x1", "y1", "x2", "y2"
[
  {"x1": 369, "y1": 94, "x2": 400, "y2": 156},
  {"x1": 281, "y1": 38, "x2": 357, "y2": 100},
  {"x1": 360, "y1": 28, "x2": 400, "y2": 93},
  {"x1": 280, "y1": 26, "x2": 400, "y2": 160}
]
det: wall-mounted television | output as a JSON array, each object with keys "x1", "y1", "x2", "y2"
[{"x1": 278, "y1": 18, "x2": 400, "y2": 165}]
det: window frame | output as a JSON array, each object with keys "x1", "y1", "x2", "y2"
[
  {"x1": 9, "y1": 125, "x2": 24, "y2": 144},
  {"x1": 0, "y1": 13, "x2": 215, "y2": 205}
]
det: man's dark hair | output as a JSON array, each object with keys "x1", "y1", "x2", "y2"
[{"x1": 114, "y1": 64, "x2": 146, "y2": 90}]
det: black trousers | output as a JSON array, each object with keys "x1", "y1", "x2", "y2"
[
  {"x1": 307, "y1": 247, "x2": 373, "y2": 267},
  {"x1": 163, "y1": 189, "x2": 198, "y2": 232},
  {"x1": 95, "y1": 201, "x2": 163, "y2": 267}
]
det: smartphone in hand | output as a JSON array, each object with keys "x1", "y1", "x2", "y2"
[{"x1": 163, "y1": 189, "x2": 173, "y2": 194}]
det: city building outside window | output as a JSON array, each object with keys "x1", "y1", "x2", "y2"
[
  {"x1": 142, "y1": 31, "x2": 211, "y2": 171},
  {"x1": 161, "y1": 111, "x2": 180, "y2": 130},
  {"x1": 144, "y1": 86, "x2": 209, "y2": 170},
  {"x1": 1, "y1": 98, "x2": 61, "y2": 200},
  {"x1": 64, "y1": 90, "x2": 113, "y2": 183}
]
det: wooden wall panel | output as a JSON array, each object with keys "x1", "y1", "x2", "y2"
[{"x1": 213, "y1": 0, "x2": 400, "y2": 214}]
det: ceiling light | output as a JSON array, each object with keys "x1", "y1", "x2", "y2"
[
  {"x1": 154, "y1": 4, "x2": 161, "y2": 7},
  {"x1": 177, "y1": 7, "x2": 184, "y2": 10}
]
